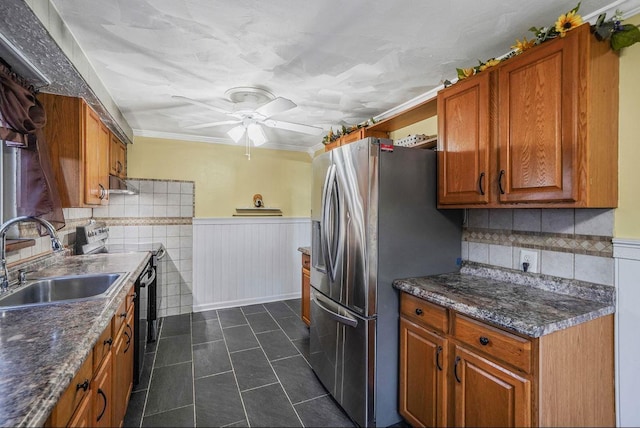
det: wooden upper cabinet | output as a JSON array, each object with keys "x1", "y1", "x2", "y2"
[
  {"x1": 110, "y1": 133, "x2": 127, "y2": 179},
  {"x1": 84, "y1": 109, "x2": 110, "y2": 205},
  {"x1": 497, "y1": 27, "x2": 578, "y2": 203},
  {"x1": 325, "y1": 128, "x2": 389, "y2": 152},
  {"x1": 40, "y1": 93, "x2": 110, "y2": 207},
  {"x1": 437, "y1": 24, "x2": 619, "y2": 208},
  {"x1": 437, "y1": 72, "x2": 490, "y2": 205}
]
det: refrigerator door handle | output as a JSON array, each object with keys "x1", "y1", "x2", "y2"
[
  {"x1": 320, "y1": 164, "x2": 333, "y2": 278},
  {"x1": 323, "y1": 164, "x2": 339, "y2": 281},
  {"x1": 314, "y1": 292, "x2": 358, "y2": 328}
]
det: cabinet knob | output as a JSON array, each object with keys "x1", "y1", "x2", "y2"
[
  {"x1": 76, "y1": 379, "x2": 89, "y2": 392},
  {"x1": 415, "y1": 308, "x2": 423, "y2": 316},
  {"x1": 103, "y1": 337, "x2": 113, "y2": 346},
  {"x1": 479, "y1": 336, "x2": 490, "y2": 346}
]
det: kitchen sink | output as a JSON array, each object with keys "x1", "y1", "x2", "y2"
[{"x1": 0, "y1": 273, "x2": 124, "y2": 309}]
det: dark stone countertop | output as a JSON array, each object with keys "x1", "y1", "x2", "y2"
[
  {"x1": 0, "y1": 252, "x2": 151, "y2": 427},
  {"x1": 393, "y1": 262, "x2": 615, "y2": 338},
  {"x1": 298, "y1": 246, "x2": 310, "y2": 256}
]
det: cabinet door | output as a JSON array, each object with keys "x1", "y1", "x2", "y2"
[
  {"x1": 453, "y1": 346, "x2": 531, "y2": 427},
  {"x1": 113, "y1": 309, "x2": 134, "y2": 427},
  {"x1": 497, "y1": 31, "x2": 579, "y2": 203},
  {"x1": 83, "y1": 107, "x2": 109, "y2": 205},
  {"x1": 67, "y1": 393, "x2": 92, "y2": 428},
  {"x1": 93, "y1": 352, "x2": 113, "y2": 428},
  {"x1": 110, "y1": 134, "x2": 127, "y2": 178},
  {"x1": 301, "y1": 268, "x2": 310, "y2": 326},
  {"x1": 437, "y1": 72, "x2": 491, "y2": 205},
  {"x1": 399, "y1": 317, "x2": 447, "y2": 427}
]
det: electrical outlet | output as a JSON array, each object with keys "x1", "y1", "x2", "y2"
[{"x1": 519, "y1": 249, "x2": 539, "y2": 273}]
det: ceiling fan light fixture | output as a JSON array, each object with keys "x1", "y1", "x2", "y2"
[
  {"x1": 227, "y1": 125, "x2": 246, "y2": 143},
  {"x1": 247, "y1": 123, "x2": 267, "y2": 146}
]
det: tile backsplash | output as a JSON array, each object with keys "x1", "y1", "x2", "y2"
[
  {"x1": 463, "y1": 208, "x2": 615, "y2": 286},
  {"x1": 95, "y1": 178, "x2": 194, "y2": 317},
  {"x1": 5, "y1": 178, "x2": 194, "y2": 318}
]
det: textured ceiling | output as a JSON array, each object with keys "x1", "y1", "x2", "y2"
[{"x1": 47, "y1": 0, "x2": 632, "y2": 151}]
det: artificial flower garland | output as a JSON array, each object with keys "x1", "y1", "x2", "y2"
[{"x1": 452, "y1": 2, "x2": 640, "y2": 83}]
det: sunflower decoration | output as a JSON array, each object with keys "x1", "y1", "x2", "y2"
[
  {"x1": 478, "y1": 58, "x2": 501, "y2": 72},
  {"x1": 555, "y1": 8, "x2": 583, "y2": 37},
  {"x1": 456, "y1": 67, "x2": 476, "y2": 80},
  {"x1": 511, "y1": 37, "x2": 536, "y2": 54}
]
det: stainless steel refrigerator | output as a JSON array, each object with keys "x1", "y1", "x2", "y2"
[{"x1": 310, "y1": 137, "x2": 462, "y2": 427}]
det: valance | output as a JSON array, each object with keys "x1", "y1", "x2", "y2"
[{"x1": 0, "y1": 62, "x2": 65, "y2": 233}]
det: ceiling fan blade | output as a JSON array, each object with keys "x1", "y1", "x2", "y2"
[
  {"x1": 183, "y1": 120, "x2": 241, "y2": 130},
  {"x1": 255, "y1": 97, "x2": 296, "y2": 118},
  {"x1": 262, "y1": 119, "x2": 324, "y2": 135},
  {"x1": 172, "y1": 95, "x2": 232, "y2": 115}
]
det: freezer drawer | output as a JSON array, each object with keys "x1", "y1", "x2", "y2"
[{"x1": 310, "y1": 289, "x2": 375, "y2": 427}]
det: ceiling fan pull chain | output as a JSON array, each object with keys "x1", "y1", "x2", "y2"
[{"x1": 245, "y1": 132, "x2": 251, "y2": 160}]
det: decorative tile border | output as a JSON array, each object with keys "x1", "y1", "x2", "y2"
[
  {"x1": 463, "y1": 227, "x2": 613, "y2": 257},
  {"x1": 94, "y1": 217, "x2": 193, "y2": 226}
]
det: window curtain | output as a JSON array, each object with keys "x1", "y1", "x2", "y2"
[{"x1": 0, "y1": 62, "x2": 65, "y2": 233}]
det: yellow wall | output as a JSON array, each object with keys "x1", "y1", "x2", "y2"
[
  {"x1": 389, "y1": 116, "x2": 438, "y2": 140},
  {"x1": 128, "y1": 137, "x2": 312, "y2": 217},
  {"x1": 614, "y1": 13, "x2": 640, "y2": 238}
]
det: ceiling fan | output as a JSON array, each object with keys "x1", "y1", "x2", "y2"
[{"x1": 173, "y1": 87, "x2": 324, "y2": 147}]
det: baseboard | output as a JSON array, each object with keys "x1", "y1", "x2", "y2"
[{"x1": 193, "y1": 291, "x2": 302, "y2": 312}]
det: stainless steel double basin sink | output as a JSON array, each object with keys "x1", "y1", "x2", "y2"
[{"x1": 0, "y1": 273, "x2": 124, "y2": 309}]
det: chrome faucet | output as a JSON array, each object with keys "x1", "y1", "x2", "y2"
[{"x1": 0, "y1": 216, "x2": 64, "y2": 292}]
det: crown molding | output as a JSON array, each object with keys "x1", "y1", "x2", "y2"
[{"x1": 132, "y1": 129, "x2": 314, "y2": 153}]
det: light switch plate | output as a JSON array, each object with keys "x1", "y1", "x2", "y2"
[{"x1": 519, "y1": 249, "x2": 539, "y2": 273}]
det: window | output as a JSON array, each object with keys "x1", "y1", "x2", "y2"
[{"x1": 1, "y1": 143, "x2": 18, "y2": 230}]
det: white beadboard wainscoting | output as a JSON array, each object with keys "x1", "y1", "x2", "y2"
[
  {"x1": 193, "y1": 217, "x2": 311, "y2": 311},
  {"x1": 613, "y1": 238, "x2": 640, "y2": 428}
]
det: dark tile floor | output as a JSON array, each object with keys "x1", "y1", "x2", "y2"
[{"x1": 123, "y1": 299, "x2": 355, "y2": 427}]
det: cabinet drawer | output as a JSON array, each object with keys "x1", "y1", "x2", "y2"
[
  {"x1": 113, "y1": 297, "x2": 128, "y2": 335},
  {"x1": 454, "y1": 314, "x2": 532, "y2": 373},
  {"x1": 93, "y1": 322, "x2": 114, "y2": 374},
  {"x1": 47, "y1": 350, "x2": 93, "y2": 427},
  {"x1": 400, "y1": 293, "x2": 448, "y2": 334},
  {"x1": 126, "y1": 284, "x2": 136, "y2": 312}
]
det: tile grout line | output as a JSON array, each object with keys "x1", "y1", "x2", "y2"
[
  {"x1": 219, "y1": 309, "x2": 252, "y2": 427},
  {"x1": 190, "y1": 312, "x2": 197, "y2": 427},
  {"x1": 138, "y1": 319, "x2": 162, "y2": 427},
  {"x1": 250, "y1": 306, "x2": 306, "y2": 427}
]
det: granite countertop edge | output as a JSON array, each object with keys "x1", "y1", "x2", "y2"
[
  {"x1": 0, "y1": 252, "x2": 151, "y2": 428},
  {"x1": 393, "y1": 265, "x2": 615, "y2": 339},
  {"x1": 297, "y1": 246, "x2": 310, "y2": 256}
]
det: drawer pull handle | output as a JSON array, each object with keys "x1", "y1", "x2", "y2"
[
  {"x1": 103, "y1": 337, "x2": 113, "y2": 346},
  {"x1": 97, "y1": 388, "x2": 107, "y2": 422},
  {"x1": 436, "y1": 346, "x2": 443, "y2": 371},
  {"x1": 498, "y1": 170, "x2": 506, "y2": 194},
  {"x1": 415, "y1": 308, "x2": 423, "y2": 316},
  {"x1": 76, "y1": 379, "x2": 89, "y2": 392},
  {"x1": 478, "y1": 172, "x2": 485, "y2": 195},
  {"x1": 479, "y1": 336, "x2": 490, "y2": 346},
  {"x1": 454, "y1": 356, "x2": 462, "y2": 383}
]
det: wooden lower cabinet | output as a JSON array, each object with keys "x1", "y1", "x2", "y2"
[
  {"x1": 398, "y1": 292, "x2": 614, "y2": 427},
  {"x1": 46, "y1": 286, "x2": 135, "y2": 427},
  {"x1": 301, "y1": 253, "x2": 310, "y2": 326},
  {"x1": 92, "y1": 352, "x2": 113, "y2": 427},
  {"x1": 453, "y1": 346, "x2": 530, "y2": 427},
  {"x1": 399, "y1": 317, "x2": 447, "y2": 427},
  {"x1": 67, "y1": 393, "x2": 92, "y2": 428},
  {"x1": 113, "y1": 305, "x2": 134, "y2": 427}
]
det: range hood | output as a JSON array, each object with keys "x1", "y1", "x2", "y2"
[{"x1": 108, "y1": 175, "x2": 138, "y2": 195}]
